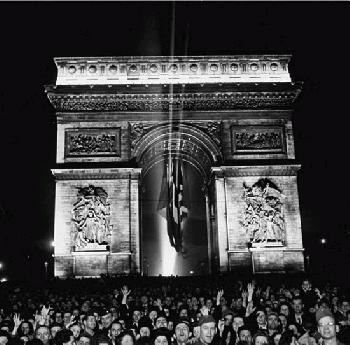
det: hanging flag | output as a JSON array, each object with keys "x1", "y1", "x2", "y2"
[{"x1": 157, "y1": 158, "x2": 188, "y2": 252}]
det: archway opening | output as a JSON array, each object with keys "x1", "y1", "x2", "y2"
[{"x1": 141, "y1": 159, "x2": 209, "y2": 276}]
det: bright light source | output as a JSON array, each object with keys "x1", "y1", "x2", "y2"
[
  {"x1": 0, "y1": 263, "x2": 2, "y2": 269},
  {"x1": 1, "y1": 278, "x2": 7, "y2": 282},
  {"x1": 51, "y1": 241, "x2": 55, "y2": 247},
  {"x1": 158, "y1": 215, "x2": 177, "y2": 276},
  {"x1": 189, "y1": 270, "x2": 194, "y2": 274},
  {"x1": 320, "y1": 238, "x2": 327, "y2": 244}
]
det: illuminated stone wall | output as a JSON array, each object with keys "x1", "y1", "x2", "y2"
[{"x1": 52, "y1": 169, "x2": 141, "y2": 277}]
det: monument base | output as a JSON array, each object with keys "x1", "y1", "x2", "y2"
[{"x1": 227, "y1": 247, "x2": 304, "y2": 274}]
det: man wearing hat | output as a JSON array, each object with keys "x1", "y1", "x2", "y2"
[
  {"x1": 173, "y1": 317, "x2": 191, "y2": 345},
  {"x1": 192, "y1": 315, "x2": 217, "y2": 345},
  {"x1": 316, "y1": 308, "x2": 344, "y2": 345}
]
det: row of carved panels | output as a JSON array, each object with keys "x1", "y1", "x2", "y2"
[{"x1": 63, "y1": 123, "x2": 287, "y2": 162}]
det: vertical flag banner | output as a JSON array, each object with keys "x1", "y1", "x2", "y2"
[{"x1": 157, "y1": 158, "x2": 188, "y2": 252}]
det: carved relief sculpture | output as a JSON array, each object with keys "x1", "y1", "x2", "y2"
[
  {"x1": 241, "y1": 178, "x2": 286, "y2": 245},
  {"x1": 65, "y1": 128, "x2": 121, "y2": 157},
  {"x1": 71, "y1": 185, "x2": 112, "y2": 249},
  {"x1": 232, "y1": 126, "x2": 285, "y2": 154}
]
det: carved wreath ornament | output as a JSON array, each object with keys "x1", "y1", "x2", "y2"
[
  {"x1": 71, "y1": 185, "x2": 112, "y2": 248},
  {"x1": 240, "y1": 178, "x2": 286, "y2": 245}
]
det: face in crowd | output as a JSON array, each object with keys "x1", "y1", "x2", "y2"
[
  {"x1": 35, "y1": 326, "x2": 51, "y2": 345},
  {"x1": 154, "y1": 335, "x2": 168, "y2": 345},
  {"x1": 292, "y1": 298, "x2": 303, "y2": 314},
  {"x1": 254, "y1": 334, "x2": 268, "y2": 345},
  {"x1": 256, "y1": 311, "x2": 266, "y2": 326},
  {"x1": 70, "y1": 324, "x2": 82, "y2": 340},
  {"x1": 78, "y1": 336, "x2": 91, "y2": 345},
  {"x1": 267, "y1": 314, "x2": 280, "y2": 331},
  {"x1": 101, "y1": 312, "x2": 113, "y2": 329},
  {"x1": 155, "y1": 316, "x2": 168, "y2": 329},
  {"x1": 50, "y1": 325, "x2": 62, "y2": 339},
  {"x1": 199, "y1": 321, "x2": 216, "y2": 345},
  {"x1": 110, "y1": 322, "x2": 123, "y2": 340},
  {"x1": 318, "y1": 316, "x2": 337, "y2": 341},
  {"x1": 174, "y1": 322, "x2": 190, "y2": 344},
  {"x1": 132, "y1": 310, "x2": 141, "y2": 324},
  {"x1": 238, "y1": 328, "x2": 252, "y2": 345},
  {"x1": 84, "y1": 315, "x2": 97, "y2": 332}
]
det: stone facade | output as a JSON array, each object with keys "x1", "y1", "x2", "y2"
[{"x1": 46, "y1": 55, "x2": 304, "y2": 277}]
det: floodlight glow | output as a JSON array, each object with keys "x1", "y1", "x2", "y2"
[
  {"x1": 158, "y1": 215, "x2": 177, "y2": 276},
  {"x1": 320, "y1": 238, "x2": 326, "y2": 244},
  {"x1": 51, "y1": 241, "x2": 55, "y2": 247},
  {"x1": 189, "y1": 270, "x2": 194, "y2": 274},
  {"x1": 1, "y1": 278, "x2": 7, "y2": 282}
]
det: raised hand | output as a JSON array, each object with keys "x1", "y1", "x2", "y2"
[{"x1": 216, "y1": 289, "x2": 224, "y2": 305}]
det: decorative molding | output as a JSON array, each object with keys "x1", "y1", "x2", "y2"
[
  {"x1": 54, "y1": 55, "x2": 292, "y2": 86},
  {"x1": 231, "y1": 125, "x2": 285, "y2": 154},
  {"x1": 51, "y1": 168, "x2": 142, "y2": 180},
  {"x1": 47, "y1": 90, "x2": 300, "y2": 112},
  {"x1": 212, "y1": 165, "x2": 301, "y2": 177},
  {"x1": 65, "y1": 128, "x2": 121, "y2": 157}
]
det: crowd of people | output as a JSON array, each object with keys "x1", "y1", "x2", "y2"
[{"x1": 0, "y1": 275, "x2": 349, "y2": 345}]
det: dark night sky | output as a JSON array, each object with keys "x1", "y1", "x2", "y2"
[{"x1": 0, "y1": 1, "x2": 349, "y2": 281}]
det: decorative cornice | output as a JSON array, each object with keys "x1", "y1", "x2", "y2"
[
  {"x1": 46, "y1": 88, "x2": 301, "y2": 112},
  {"x1": 54, "y1": 55, "x2": 292, "y2": 86},
  {"x1": 51, "y1": 168, "x2": 142, "y2": 180},
  {"x1": 212, "y1": 164, "x2": 301, "y2": 177}
]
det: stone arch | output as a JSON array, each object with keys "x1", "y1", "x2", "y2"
[{"x1": 132, "y1": 122, "x2": 222, "y2": 183}]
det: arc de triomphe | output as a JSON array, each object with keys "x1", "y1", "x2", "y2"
[{"x1": 45, "y1": 55, "x2": 304, "y2": 277}]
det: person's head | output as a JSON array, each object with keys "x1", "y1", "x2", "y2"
[
  {"x1": 174, "y1": 319, "x2": 191, "y2": 345},
  {"x1": 272, "y1": 333, "x2": 282, "y2": 345},
  {"x1": 110, "y1": 322, "x2": 123, "y2": 340},
  {"x1": 205, "y1": 299, "x2": 213, "y2": 310},
  {"x1": 198, "y1": 315, "x2": 216, "y2": 345},
  {"x1": 278, "y1": 314, "x2": 288, "y2": 329},
  {"x1": 19, "y1": 321, "x2": 33, "y2": 336},
  {"x1": 253, "y1": 331, "x2": 268, "y2": 345},
  {"x1": 237, "y1": 326, "x2": 252, "y2": 345},
  {"x1": 101, "y1": 310, "x2": 113, "y2": 329},
  {"x1": 340, "y1": 299, "x2": 350, "y2": 313},
  {"x1": 50, "y1": 324, "x2": 62, "y2": 339},
  {"x1": 54, "y1": 329, "x2": 74, "y2": 345},
  {"x1": 222, "y1": 312, "x2": 233, "y2": 327},
  {"x1": 301, "y1": 280, "x2": 312, "y2": 292},
  {"x1": 178, "y1": 307, "x2": 188, "y2": 318},
  {"x1": 116, "y1": 331, "x2": 135, "y2": 345},
  {"x1": 316, "y1": 309, "x2": 337, "y2": 342},
  {"x1": 84, "y1": 313, "x2": 97, "y2": 332},
  {"x1": 149, "y1": 310, "x2": 158, "y2": 322},
  {"x1": 155, "y1": 315, "x2": 167, "y2": 329},
  {"x1": 151, "y1": 328, "x2": 171, "y2": 345},
  {"x1": 0, "y1": 330, "x2": 9, "y2": 345},
  {"x1": 267, "y1": 312, "x2": 280, "y2": 331},
  {"x1": 139, "y1": 326, "x2": 151, "y2": 338},
  {"x1": 78, "y1": 335, "x2": 91, "y2": 345},
  {"x1": 132, "y1": 310, "x2": 142, "y2": 324},
  {"x1": 63, "y1": 312, "x2": 72, "y2": 325},
  {"x1": 279, "y1": 304, "x2": 291, "y2": 317},
  {"x1": 55, "y1": 312, "x2": 63, "y2": 325},
  {"x1": 292, "y1": 298, "x2": 303, "y2": 315},
  {"x1": 68, "y1": 323, "x2": 81, "y2": 340},
  {"x1": 233, "y1": 316, "x2": 244, "y2": 332},
  {"x1": 255, "y1": 310, "x2": 266, "y2": 326},
  {"x1": 35, "y1": 326, "x2": 51, "y2": 345}
]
